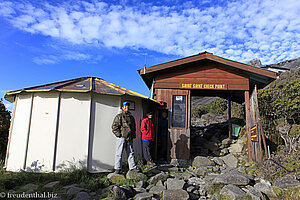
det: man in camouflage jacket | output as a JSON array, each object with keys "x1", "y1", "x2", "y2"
[{"x1": 112, "y1": 101, "x2": 139, "y2": 174}]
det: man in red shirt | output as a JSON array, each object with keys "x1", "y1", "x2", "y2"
[{"x1": 141, "y1": 111, "x2": 155, "y2": 165}]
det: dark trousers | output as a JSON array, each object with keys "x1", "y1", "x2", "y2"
[
  {"x1": 142, "y1": 141, "x2": 152, "y2": 162},
  {"x1": 160, "y1": 135, "x2": 167, "y2": 159}
]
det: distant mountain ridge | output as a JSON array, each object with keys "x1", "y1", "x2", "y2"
[{"x1": 247, "y1": 57, "x2": 300, "y2": 69}]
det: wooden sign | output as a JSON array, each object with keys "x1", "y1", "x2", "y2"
[
  {"x1": 181, "y1": 83, "x2": 227, "y2": 89},
  {"x1": 251, "y1": 125, "x2": 258, "y2": 142}
]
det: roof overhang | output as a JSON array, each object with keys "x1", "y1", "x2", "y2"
[
  {"x1": 5, "y1": 77, "x2": 159, "y2": 104},
  {"x1": 138, "y1": 52, "x2": 277, "y2": 89}
]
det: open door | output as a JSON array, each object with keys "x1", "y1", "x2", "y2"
[{"x1": 169, "y1": 90, "x2": 190, "y2": 160}]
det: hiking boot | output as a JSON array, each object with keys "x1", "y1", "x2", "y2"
[
  {"x1": 147, "y1": 160, "x2": 156, "y2": 166},
  {"x1": 130, "y1": 168, "x2": 140, "y2": 173},
  {"x1": 114, "y1": 169, "x2": 121, "y2": 174}
]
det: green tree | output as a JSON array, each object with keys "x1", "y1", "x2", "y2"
[{"x1": 0, "y1": 99, "x2": 11, "y2": 160}]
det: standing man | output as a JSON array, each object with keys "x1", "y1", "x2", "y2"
[
  {"x1": 112, "y1": 101, "x2": 139, "y2": 174},
  {"x1": 141, "y1": 111, "x2": 155, "y2": 166}
]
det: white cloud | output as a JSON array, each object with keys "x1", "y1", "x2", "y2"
[{"x1": 0, "y1": 0, "x2": 299, "y2": 64}]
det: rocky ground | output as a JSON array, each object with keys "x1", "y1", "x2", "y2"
[
  {"x1": 11, "y1": 132, "x2": 298, "y2": 200},
  {"x1": 6, "y1": 113, "x2": 299, "y2": 199}
]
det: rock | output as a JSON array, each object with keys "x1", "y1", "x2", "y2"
[
  {"x1": 212, "y1": 166, "x2": 220, "y2": 173},
  {"x1": 213, "y1": 173, "x2": 250, "y2": 186},
  {"x1": 25, "y1": 189, "x2": 34, "y2": 194},
  {"x1": 254, "y1": 179, "x2": 276, "y2": 198},
  {"x1": 73, "y1": 191, "x2": 91, "y2": 200},
  {"x1": 193, "y1": 166, "x2": 208, "y2": 176},
  {"x1": 120, "y1": 185, "x2": 135, "y2": 198},
  {"x1": 203, "y1": 174, "x2": 218, "y2": 184},
  {"x1": 67, "y1": 187, "x2": 86, "y2": 196},
  {"x1": 168, "y1": 166, "x2": 180, "y2": 172},
  {"x1": 186, "y1": 185, "x2": 198, "y2": 193},
  {"x1": 107, "y1": 173, "x2": 126, "y2": 184},
  {"x1": 222, "y1": 138, "x2": 233, "y2": 147},
  {"x1": 43, "y1": 181, "x2": 60, "y2": 190},
  {"x1": 162, "y1": 189, "x2": 189, "y2": 200},
  {"x1": 220, "y1": 148, "x2": 229, "y2": 156},
  {"x1": 63, "y1": 184, "x2": 80, "y2": 189},
  {"x1": 221, "y1": 154, "x2": 238, "y2": 169},
  {"x1": 134, "y1": 187, "x2": 147, "y2": 193},
  {"x1": 189, "y1": 193, "x2": 200, "y2": 200},
  {"x1": 146, "y1": 184, "x2": 154, "y2": 191},
  {"x1": 192, "y1": 156, "x2": 215, "y2": 167},
  {"x1": 198, "y1": 184, "x2": 210, "y2": 196},
  {"x1": 274, "y1": 174, "x2": 300, "y2": 189},
  {"x1": 156, "y1": 180, "x2": 164, "y2": 187},
  {"x1": 220, "y1": 184, "x2": 246, "y2": 199},
  {"x1": 149, "y1": 172, "x2": 169, "y2": 185},
  {"x1": 212, "y1": 157, "x2": 224, "y2": 166},
  {"x1": 166, "y1": 178, "x2": 186, "y2": 190},
  {"x1": 182, "y1": 172, "x2": 195, "y2": 180},
  {"x1": 170, "y1": 159, "x2": 191, "y2": 168},
  {"x1": 89, "y1": 192, "x2": 96, "y2": 196},
  {"x1": 188, "y1": 177, "x2": 205, "y2": 185},
  {"x1": 229, "y1": 142, "x2": 244, "y2": 154},
  {"x1": 149, "y1": 185, "x2": 166, "y2": 195},
  {"x1": 20, "y1": 184, "x2": 39, "y2": 191},
  {"x1": 246, "y1": 185, "x2": 266, "y2": 200},
  {"x1": 248, "y1": 58, "x2": 263, "y2": 67},
  {"x1": 134, "y1": 192, "x2": 154, "y2": 200},
  {"x1": 136, "y1": 180, "x2": 147, "y2": 188},
  {"x1": 79, "y1": 182, "x2": 88, "y2": 188},
  {"x1": 113, "y1": 185, "x2": 126, "y2": 200},
  {"x1": 126, "y1": 170, "x2": 147, "y2": 181},
  {"x1": 170, "y1": 171, "x2": 183, "y2": 179}
]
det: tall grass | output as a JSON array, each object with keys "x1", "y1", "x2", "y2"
[{"x1": 0, "y1": 164, "x2": 110, "y2": 193}]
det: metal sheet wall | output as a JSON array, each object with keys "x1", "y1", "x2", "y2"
[
  {"x1": 25, "y1": 92, "x2": 59, "y2": 172},
  {"x1": 90, "y1": 94, "x2": 120, "y2": 172},
  {"x1": 5, "y1": 94, "x2": 33, "y2": 171},
  {"x1": 55, "y1": 93, "x2": 91, "y2": 170}
]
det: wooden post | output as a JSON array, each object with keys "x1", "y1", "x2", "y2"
[
  {"x1": 228, "y1": 96, "x2": 232, "y2": 139},
  {"x1": 245, "y1": 90, "x2": 252, "y2": 162}
]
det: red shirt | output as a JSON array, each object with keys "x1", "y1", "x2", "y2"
[{"x1": 141, "y1": 118, "x2": 155, "y2": 141}]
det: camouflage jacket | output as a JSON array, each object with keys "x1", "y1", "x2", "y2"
[{"x1": 112, "y1": 111, "x2": 136, "y2": 141}]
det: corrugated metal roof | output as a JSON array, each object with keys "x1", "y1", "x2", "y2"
[{"x1": 5, "y1": 77, "x2": 158, "y2": 103}]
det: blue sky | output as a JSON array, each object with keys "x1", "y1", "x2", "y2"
[{"x1": 0, "y1": 0, "x2": 300, "y2": 111}]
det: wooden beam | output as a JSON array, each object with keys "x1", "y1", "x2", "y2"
[{"x1": 245, "y1": 90, "x2": 252, "y2": 162}]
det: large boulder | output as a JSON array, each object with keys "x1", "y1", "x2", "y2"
[
  {"x1": 192, "y1": 156, "x2": 215, "y2": 167},
  {"x1": 213, "y1": 173, "x2": 250, "y2": 186},
  {"x1": 166, "y1": 178, "x2": 186, "y2": 190},
  {"x1": 126, "y1": 170, "x2": 147, "y2": 181},
  {"x1": 120, "y1": 185, "x2": 135, "y2": 198},
  {"x1": 246, "y1": 185, "x2": 266, "y2": 200},
  {"x1": 193, "y1": 166, "x2": 208, "y2": 176},
  {"x1": 162, "y1": 189, "x2": 189, "y2": 200},
  {"x1": 254, "y1": 179, "x2": 276, "y2": 198},
  {"x1": 274, "y1": 174, "x2": 300, "y2": 189},
  {"x1": 112, "y1": 185, "x2": 126, "y2": 200},
  {"x1": 220, "y1": 154, "x2": 238, "y2": 169},
  {"x1": 149, "y1": 172, "x2": 169, "y2": 185},
  {"x1": 134, "y1": 192, "x2": 154, "y2": 200},
  {"x1": 149, "y1": 185, "x2": 166, "y2": 195},
  {"x1": 220, "y1": 184, "x2": 246, "y2": 200},
  {"x1": 20, "y1": 184, "x2": 39, "y2": 191},
  {"x1": 188, "y1": 177, "x2": 205, "y2": 185},
  {"x1": 73, "y1": 191, "x2": 91, "y2": 200},
  {"x1": 107, "y1": 173, "x2": 126, "y2": 184},
  {"x1": 43, "y1": 181, "x2": 60, "y2": 191}
]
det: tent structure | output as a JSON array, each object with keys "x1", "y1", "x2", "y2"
[{"x1": 4, "y1": 77, "x2": 158, "y2": 172}]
